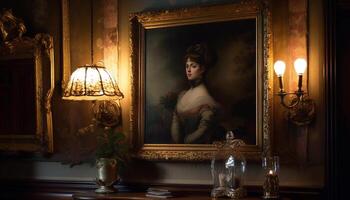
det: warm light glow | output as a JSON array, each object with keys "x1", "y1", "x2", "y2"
[
  {"x1": 63, "y1": 65, "x2": 124, "y2": 101},
  {"x1": 273, "y1": 60, "x2": 286, "y2": 77},
  {"x1": 294, "y1": 58, "x2": 307, "y2": 75},
  {"x1": 269, "y1": 169, "x2": 274, "y2": 175}
]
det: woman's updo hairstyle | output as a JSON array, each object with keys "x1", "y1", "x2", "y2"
[{"x1": 184, "y1": 43, "x2": 216, "y2": 70}]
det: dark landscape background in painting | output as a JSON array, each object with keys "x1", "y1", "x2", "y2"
[{"x1": 145, "y1": 18, "x2": 257, "y2": 145}]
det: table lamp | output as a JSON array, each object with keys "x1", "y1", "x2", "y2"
[{"x1": 62, "y1": 64, "x2": 124, "y2": 127}]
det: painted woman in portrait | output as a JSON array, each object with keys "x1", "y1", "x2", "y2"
[{"x1": 171, "y1": 43, "x2": 222, "y2": 144}]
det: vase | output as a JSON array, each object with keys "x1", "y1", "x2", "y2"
[{"x1": 95, "y1": 158, "x2": 118, "y2": 193}]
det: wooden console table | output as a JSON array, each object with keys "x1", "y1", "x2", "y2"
[
  {"x1": 0, "y1": 179, "x2": 322, "y2": 199},
  {"x1": 72, "y1": 191, "x2": 261, "y2": 200}
]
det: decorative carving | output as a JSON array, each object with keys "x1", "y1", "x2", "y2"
[
  {"x1": 135, "y1": 148, "x2": 263, "y2": 161},
  {"x1": 0, "y1": 9, "x2": 26, "y2": 44},
  {"x1": 132, "y1": 1, "x2": 260, "y2": 26},
  {"x1": 286, "y1": 96, "x2": 316, "y2": 126},
  {"x1": 35, "y1": 33, "x2": 54, "y2": 56},
  {"x1": 262, "y1": 0, "x2": 273, "y2": 157}
]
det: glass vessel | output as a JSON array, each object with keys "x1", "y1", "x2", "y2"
[
  {"x1": 262, "y1": 156, "x2": 279, "y2": 199},
  {"x1": 95, "y1": 158, "x2": 118, "y2": 193},
  {"x1": 211, "y1": 131, "x2": 246, "y2": 199}
]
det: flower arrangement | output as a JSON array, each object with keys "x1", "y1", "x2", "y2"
[
  {"x1": 95, "y1": 127, "x2": 129, "y2": 168},
  {"x1": 94, "y1": 126, "x2": 129, "y2": 193}
]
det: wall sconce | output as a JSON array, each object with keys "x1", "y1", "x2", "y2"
[
  {"x1": 274, "y1": 58, "x2": 315, "y2": 126},
  {"x1": 62, "y1": 64, "x2": 124, "y2": 127}
]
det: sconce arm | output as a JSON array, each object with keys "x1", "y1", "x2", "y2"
[{"x1": 277, "y1": 92, "x2": 304, "y2": 109}]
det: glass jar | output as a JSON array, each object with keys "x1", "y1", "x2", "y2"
[
  {"x1": 262, "y1": 156, "x2": 279, "y2": 199},
  {"x1": 211, "y1": 131, "x2": 246, "y2": 199}
]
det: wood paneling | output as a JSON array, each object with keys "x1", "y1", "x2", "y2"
[{"x1": 325, "y1": 0, "x2": 350, "y2": 199}]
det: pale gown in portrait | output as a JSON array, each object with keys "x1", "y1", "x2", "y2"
[{"x1": 171, "y1": 82, "x2": 218, "y2": 144}]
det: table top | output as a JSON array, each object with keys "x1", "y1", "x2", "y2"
[{"x1": 72, "y1": 191, "x2": 262, "y2": 200}]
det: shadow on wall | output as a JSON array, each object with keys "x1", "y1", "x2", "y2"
[{"x1": 122, "y1": 160, "x2": 163, "y2": 184}]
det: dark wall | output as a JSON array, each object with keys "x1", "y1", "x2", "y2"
[
  {"x1": 335, "y1": 0, "x2": 350, "y2": 199},
  {"x1": 325, "y1": 0, "x2": 350, "y2": 199}
]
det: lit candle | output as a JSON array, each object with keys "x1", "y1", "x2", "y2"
[
  {"x1": 274, "y1": 60, "x2": 286, "y2": 93},
  {"x1": 264, "y1": 169, "x2": 279, "y2": 198},
  {"x1": 269, "y1": 169, "x2": 274, "y2": 175}
]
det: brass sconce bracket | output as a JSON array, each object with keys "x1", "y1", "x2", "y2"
[
  {"x1": 274, "y1": 59, "x2": 315, "y2": 126},
  {"x1": 277, "y1": 92, "x2": 315, "y2": 126}
]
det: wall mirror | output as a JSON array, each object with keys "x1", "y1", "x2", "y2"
[
  {"x1": 0, "y1": 9, "x2": 54, "y2": 153},
  {"x1": 130, "y1": 0, "x2": 274, "y2": 161}
]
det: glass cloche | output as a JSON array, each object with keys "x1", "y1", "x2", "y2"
[{"x1": 211, "y1": 131, "x2": 246, "y2": 199}]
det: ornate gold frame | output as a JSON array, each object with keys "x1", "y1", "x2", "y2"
[
  {"x1": 130, "y1": 0, "x2": 273, "y2": 161},
  {"x1": 0, "y1": 34, "x2": 55, "y2": 153}
]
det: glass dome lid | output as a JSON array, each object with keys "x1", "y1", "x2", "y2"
[{"x1": 211, "y1": 131, "x2": 246, "y2": 199}]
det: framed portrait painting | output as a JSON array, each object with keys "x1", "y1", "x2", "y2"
[{"x1": 130, "y1": 0, "x2": 273, "y2": 160}]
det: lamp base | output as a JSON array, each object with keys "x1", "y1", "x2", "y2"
[
  {"x1": 92, "y1": 100, "x2": 121, "y2": 127},
  {"x1": 95, "y1": 186, "x2": 116, "y2": 194}
]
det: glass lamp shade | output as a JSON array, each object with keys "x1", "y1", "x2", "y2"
[{"x1": 63, "y1": 65, "x2": 124, "y2": 101}]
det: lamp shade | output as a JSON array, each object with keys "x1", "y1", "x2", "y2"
[{"x1": 63, "y1": 65, "x2": 124, "y2": 101}]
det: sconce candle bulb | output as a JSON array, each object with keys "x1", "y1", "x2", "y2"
[
  {"x1": 294, "y1": 58, "x2": 307, "y2": 95},
  {"x1": 273, "y1": 60, "x2": 286, "y2": 77},
  {"x1": 273, "y1": 60, "x2": 286, "y2": 93},
  {"x1": 293, "y1": 58, "x2": 307, "y2": 75}
]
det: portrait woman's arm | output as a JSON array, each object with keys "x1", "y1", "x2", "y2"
[
  {"x1": 184, "y1": 108, "x2": 214, "y2": 144},
  {"x1": 171, "y1": 112, "x2": 182, "y2": 143}
]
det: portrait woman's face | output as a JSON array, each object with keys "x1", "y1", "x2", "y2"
[{"x1": 185, "y1": 58, "x2": 205, "y2": 81}]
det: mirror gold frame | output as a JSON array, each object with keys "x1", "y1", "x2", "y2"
[
  {"x1": 130, "y1": 0, "x2": 274, "y2": 161},
  {"x1": 0, "y1": 34, "x2": 55, "y2": 153}
]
